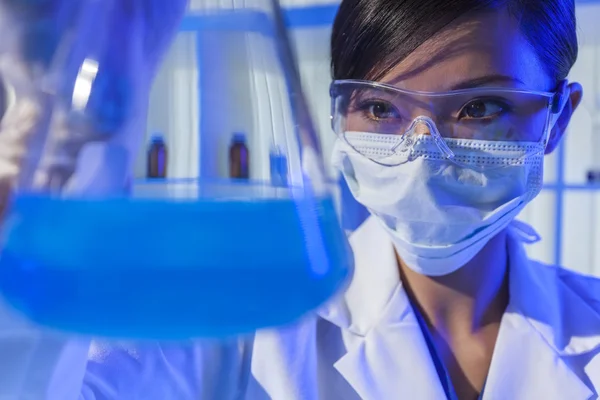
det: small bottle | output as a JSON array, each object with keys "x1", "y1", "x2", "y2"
[
  {"x1": 147, "y1": 134, "x2": 167, "y2": 179},
  {"x1": 229, "y1": 132, "x2": 249, "y2": 179},
  {"x1": 269, "y1": 145, "x2": 288, "y2": 187}
]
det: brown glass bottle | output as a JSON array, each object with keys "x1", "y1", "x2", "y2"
[
  {"x1": 147, "y1": 134, "x2": 167, "y2": 179},
  {"x1": 229, "y1": 133, "x2": 249, "y2": 179}
]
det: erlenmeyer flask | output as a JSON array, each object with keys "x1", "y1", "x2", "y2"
[{"x1": 0, "y1": 0, "x2": 352, "y2": 339}]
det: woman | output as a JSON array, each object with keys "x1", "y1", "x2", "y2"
[{"x1": 3, "y1": 0, "x2": 600, "y2": 399}]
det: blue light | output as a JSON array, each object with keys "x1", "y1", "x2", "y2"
[{"x1": 179, "y1": 4, "x2": 339, "y2": 33}]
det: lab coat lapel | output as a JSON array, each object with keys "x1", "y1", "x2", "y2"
[
  {"x1": 320, "y1": 217, "x2": 446, "y2": 399},
  {"x1": 483, "y1": 311, "x2": 593, "y2": 399},
  {"x1": 333, "y1": 285, "x2": 447, "y2": 399},
  {"x1": 483, "y1": 232, "x2": 596, "y2": 400}
]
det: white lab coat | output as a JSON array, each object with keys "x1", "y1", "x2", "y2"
[{"x1": 1, "y1": 216, "x2": 600, "y2": 399}]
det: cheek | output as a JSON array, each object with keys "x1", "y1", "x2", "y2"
[{"x1": 345, "y1": 113, "x2": 368, "y2": 131}]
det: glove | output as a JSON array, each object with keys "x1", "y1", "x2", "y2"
[{"x1": 0, "y1": 0, "x2": 188, "y2": 209}]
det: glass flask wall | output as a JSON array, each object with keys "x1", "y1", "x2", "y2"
[{"x1": 0, "y1": 0, "x2": 351, "y2": 340}]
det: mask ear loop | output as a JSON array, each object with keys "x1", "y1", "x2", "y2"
[{"x1": 547, "y1": 80, "x2": 569, "y2": 138}]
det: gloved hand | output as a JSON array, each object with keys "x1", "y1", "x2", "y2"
[{"x1": 0, "y1": 0, "x2": 188, "y2": 211}]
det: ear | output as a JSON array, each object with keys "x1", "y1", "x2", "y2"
[{"x1": 545, "y1": 82, "x2": 583, "y2": 155}]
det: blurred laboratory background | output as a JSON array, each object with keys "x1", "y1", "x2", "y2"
[{"x1": 139, "y1": 0, "x2": 600, "y2": 277}]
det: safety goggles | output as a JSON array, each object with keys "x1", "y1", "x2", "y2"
[{"x1": 330, "y1": 80, "x2": 564, "y2": 169}]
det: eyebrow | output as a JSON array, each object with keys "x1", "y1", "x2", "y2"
[{"x1": 449, "y1": 74, "x2": 526, "y2": 90}]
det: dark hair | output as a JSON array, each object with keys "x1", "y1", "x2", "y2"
[{"x1": 331, "y1": 0, "x2": 578, "y2": 83}]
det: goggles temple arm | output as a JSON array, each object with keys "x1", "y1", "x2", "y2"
[
  {"x1": 550, "y1": 80, "x2": 570, "y2": 114},
  {"x1": 551, "y1": 92, "x2": 563, "y2": 114}
]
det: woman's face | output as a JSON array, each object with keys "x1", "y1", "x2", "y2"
[{"x1": 377, "y1": 9, "x2": 550, "y2": 93}]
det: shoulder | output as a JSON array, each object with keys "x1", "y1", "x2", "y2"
[
  {"x1": 536, "y1": 259, "x2": 600, "y2": 310},
  {"x1": 557, "y1": 266, "x2": 600, "y2": 314}
]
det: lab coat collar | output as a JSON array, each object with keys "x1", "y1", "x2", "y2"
[
  {"x1": 481, "y1": 231, "x2": 597, "y2": 399},
  {"x1": 317, "y1": 216, "x2": 599, "y2": 399},
  {"x1": 507, "y1": 233, "x2": 600, "y2": 358}
]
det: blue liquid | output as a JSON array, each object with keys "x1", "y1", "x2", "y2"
[{"x1": 0, "y1": 192, "x2": 351, "y2": 339}]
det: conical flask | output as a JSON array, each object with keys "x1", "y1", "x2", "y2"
[{"x1": 0, "y1": 0, "x2": 352, "y2": 339}]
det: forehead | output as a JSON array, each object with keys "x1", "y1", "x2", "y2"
[{"x1": 379, "y1": 9, "x2": 551, "y2": 92}]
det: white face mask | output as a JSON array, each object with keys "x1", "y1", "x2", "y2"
[{"x1": 332, "y1": 131, "x2": 545, "y2": 276}]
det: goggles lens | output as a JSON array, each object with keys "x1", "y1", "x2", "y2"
[{"x1": 331, "y1": 80, "x2": 556, "y2": 142}]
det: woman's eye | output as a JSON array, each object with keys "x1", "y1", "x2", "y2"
[
  {"x1": 364, "y1": 101, "x2": 399, "y2": 120},
  {"x1": 459, "y1": 99, "x2": 506, "y2": 120}
]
